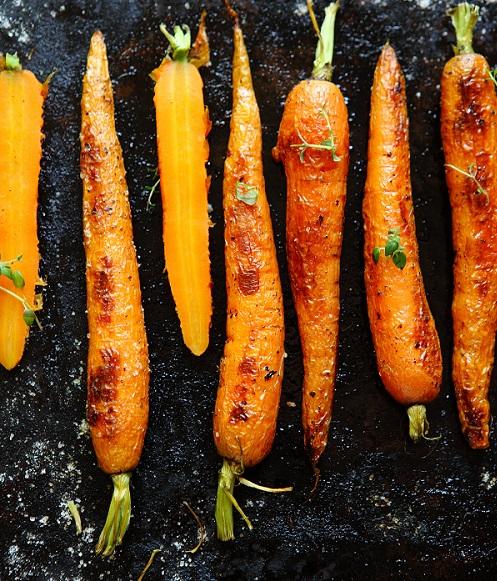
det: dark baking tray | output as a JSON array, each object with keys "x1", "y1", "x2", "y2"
[{"x1": 1, "y1": 0, "x2": 497, "y2": 579}]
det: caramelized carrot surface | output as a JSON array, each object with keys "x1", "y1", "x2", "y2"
[
  {"x1": 81, "y1": 31, "x2": 149, "y2": 556},
  {"x1": 363, "y1": 44, "x2": 442, "y2": 440},
  {"x1": 274, "y1": 1, "x2": 349, "y2": 468},
  {"x1": 441, "y1": 3, "x2": 497, "y2": 448},
  {"x1": 213, "y1": 12, "x2": 286, "y2": 541},
  {"x1": 152, "y1": 20, "x2": 212, "y2": 356},
  {"x1": 0, "y1": 54, "x2": 44, "y2": 370}
]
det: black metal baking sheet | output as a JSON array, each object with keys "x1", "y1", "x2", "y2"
[{"x1": 1, "y1": 0, "x2": 497, "y2": 579}]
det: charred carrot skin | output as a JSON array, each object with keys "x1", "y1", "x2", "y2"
[
  {"x1": 213, "y1": 23, "x2": 285, "y2": 468},
  {"x1": 441, "y1": 4, "x2": 497, "y2": 449},
  {"x1": 363, "y1": 44, "x2": 442, "y2": 436},
  {"x1": 0, "y1": 55, "x2": 44, "y2": 370},
  {"x1": 274, "y1": 1, "x2": 349, "y2": 467},
  {"x1": 152, "y1": 22, "x2": 212, "y2": 356},
  {"x1": 81, "y1": 32, "x2": 149, "y2": 477},
  {"x1": 213, "y1": 16, "x2": 286, "y2": 541}
]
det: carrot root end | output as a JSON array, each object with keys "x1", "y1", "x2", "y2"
[{"x1": 96, "y1": 472, "x2": 132, "y2": 557}]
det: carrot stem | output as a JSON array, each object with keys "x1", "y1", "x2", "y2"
[
  {"x1": 159, "y1": 23, "x2": 191, "y2": 62},
  {"x1": 96, "y1": 472, "x2": 132, "y2": 557},
  {"x1": 308, "y1": 0, "x2": 340, "y2": 81},
  {"x1": 407, "y1": 404, "x2": 429, "y2": 443},
  {"x1": 448, "y1": 2, "x2": 479, "y2": 55},
  {"x1": 215, "y1": 459, "x2": 252, "y2": 541},
  {"x1": 4, "y1": 52, "x2": 22, "y2": 71}
]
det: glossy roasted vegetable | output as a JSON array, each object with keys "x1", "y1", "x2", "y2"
[
  {"x1": 273, "y1": 0, "x2": 349, "y2": 471},
  {"x1": 151, "y1": 14, "x2": 212, "y2": 356},
  {"x1": 441, "y1": 3, "x2": 497, "y2": 449},
  {"x1": 0, "y1": 53, "x2": 45, "y2": 370},
  {"x1": 363, "y1": 43, "x2": 442, "y2": 441},
  {"x1": 213, "y1": 6, "x2": 289, "y2": 541},
  {"x1": 81, "y1": 31, "x2": 149, "y2": 556}
]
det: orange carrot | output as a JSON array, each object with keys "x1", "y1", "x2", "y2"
[
  {"x1": 213, "y1": 6, "x2": 290, "y2": 542},
  {"x1": 363, "y1": 44, "x2": 442, "y2": 441},
  {"x1": 0, "y1": 53, "x2": 45, "y2": 370},
  {"x1": 441, "y1": 3, "x2": 497, "y2": 448},
  {"x1": 151, "y1": 15, "x2": 212, "y2": 356},
  {"x1": 81, "y1": 31, "x2": 149, "y2": 556},
  {"x1": 273, "y1": 0, "x2": 349, "y2": 471}
]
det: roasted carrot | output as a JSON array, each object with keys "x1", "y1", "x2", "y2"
[
  {"x1": 151, "y1": 15, "x2": 212, "y2": 356},
  {"x1": 441, "y1": 3, "x2": 497, "y2": 449},
  {"x1": 80, "y1": 31, "x2": 149, "y2": 556},
  {"x1": 0, "y1": 53, "x2": 45, "y2": 370},
  {"x1": 273, "y1": 0, "x2": 349, "y2": 471},
  {"x1": 363, "y1": 44, "x2": 442, "y2": 441},
  {"x1": 213, "y1": 5, "x2": 290, "y2": 541}
]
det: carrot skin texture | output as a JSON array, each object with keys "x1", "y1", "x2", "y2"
[
  {"x1": 363, "y1": 45, "x2": 442, "y2": 406},
  {"x1": 0, "y1": 66, "x2": 44, "y2": 370},
  {"x1": 274, "y1": 80, "x2": 349, "y2": 465},
  {"x1": 153, "y1": 56, "x2": 212, "y2": 356},
  {"x1": 213, "y1": 24, "x2": 285, "y2": 468},
  {"x1": 81, "y1": 31, "x2": 149, "y2": 475},
  {"x1": 441, "y1": 53, "x2": 497, "y2": 449}
]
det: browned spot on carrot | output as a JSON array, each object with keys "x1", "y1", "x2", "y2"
[
  {"x1": 237, "y1": 267, "x2": 259, "y2": 295},
  {"x1": 80, "y1": 136, "x2": 100, "y2": 183},
  {"x1": 94, "y1": 256, "x2": 114, "y2": 322},
  {"x1": 457, "y1": 71, "x2": 487, "y2": 133},
  {"x1": 229, "y1": 401, "x2": 249, "y2": 424},
  {"x1": 88, "y1": 347, "x2": 120, "y2": 405},
  {"x1": 236, "y1": 231, "x2": 253, "y2": 255},
  {"x1": 239, "y1": 357, "x2": 257, "y2": 377},
  {"x1": 87, "y1": 405, "x2": 101, "y2": 426}
]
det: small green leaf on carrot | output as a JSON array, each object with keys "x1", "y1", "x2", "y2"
[
  {"x1": 373, "y1": 228, "x2": 407, "y2": 270},
  {"x1": 236, "y1": 182, "x2": 259, "y2": 206},
  {"x1": 23, "y1": 308, "x2": 35, "y2": 326}
]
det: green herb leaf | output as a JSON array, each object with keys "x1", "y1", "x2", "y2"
[
  {"x1": 23, "y1": 308, "x2": 35, "y2": 326},
  {"x1": 0, "y1": 265, "x2": 11, "y2": 277},
  {"x1": 384, "y1": 238, "x2": 399, "y2": 256},
  {"x1": 374, "y1": 229, "x2": 407, "y2": 269},
  {"x1": 11, "y1": 270, "x2": 25, "y2": 289},
  {"x1": 236, "y1": 182, "x2": 259, "y2": 206},
  {"x1": 392, "y1": 251, "x2": 407, "y2": 270}
]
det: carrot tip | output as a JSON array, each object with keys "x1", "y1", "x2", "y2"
[
  {"x1": 407, "y1": 405, "x2": 430, "y2": 443},
  {"x1": 96, "y1": 472, "x2": 132, "y2": 557}
]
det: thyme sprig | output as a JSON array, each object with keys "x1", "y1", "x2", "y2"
[
  {"x1": 0, "y1": 255, "x2": 41, "y2": 328},
  {"x1": 373, "y1": 228, "x2": 407, "y2": 270},
  {"x1": 144, "y1": 167, "x2": 160, "y2": 212},
  {"x1": 290, "y1": 108, "x2": 341, "y2": 163},
  {"x1": 489, "y1": 66, "x2": 497, "y2": 87},
  {"x1": 445, "y1": 162, "x2": 489, "y2": 203}
]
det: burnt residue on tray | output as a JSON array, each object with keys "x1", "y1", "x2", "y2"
[{"x1": 1, "y1": 1, "x2": 497, "y2": 579}]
